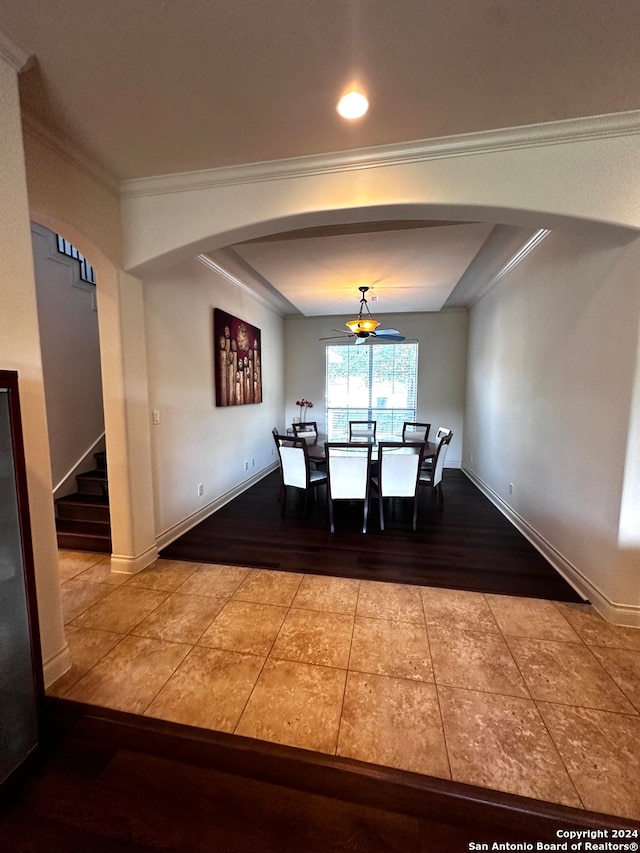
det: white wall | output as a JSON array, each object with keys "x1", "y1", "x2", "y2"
[
  {"x1": 284, "y1": 310, "x2": 468, "y2": 466},
  {"x1": 143, "y1": 258, "x2": 284, "y2": 545},
  {"x1": 31, "y1": 224, "x2": 104, "y2": 495},
  {"x1": 464, "y1": 230, "x2": 640, "y2": 622}
]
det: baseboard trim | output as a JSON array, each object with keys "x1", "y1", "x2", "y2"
[
  {"x1": 156, "y1": 463, "x2": 279, "y2": 552},
  {"x1": 462, "y1": 467, "x2": 640, "y2": 627},
  {"x1": 43, "y1": 642, "x2": 72, "y2": 689},
  {"x1": 110, "y1": 543, "x2": 159, "y2": 575}
]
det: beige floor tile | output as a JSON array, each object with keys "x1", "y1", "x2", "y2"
[
  {"x1": 77, "y1": 557, "x2": 126, "y2": 586},
  {"x1": 270, "y1": 608, "x2": 354, "y2": 669},
  {"x1": 64, "y1": 635, "x2": 190, "y2": 714},
  {"x1": 125, "y1": 558, "x2": 200, "y2": 592},
  {"x1": 292, "y1": 574, "x2": 360, "y2": 614},
  {"x1": 485, "y1": 594, "x2": 580, "y2": 641},
  {"x1": 57, "y1": 550, "x2": 107, "y2": 581},
  {"x1": 176, "y1": 563, "x2": 250, "y2": 598},
  {"x1": 131, "y1": 592, "x2": 226, "y2": 644},
  {"x1": 556, "y1": 602, "x2": 640, "y2": 650},
  {"x1": 200, "y1": 599, "x2": 288, "y2": 655},
  {"x1": 357, "y1": 581, "x2": 424, "y2": 624},
  {"x1": 439, "y1": 686, "x2": 582, "y2": 808},
  {"x1": 337, "y1": 672, "x2": 449, "y2": 778},
  {"x1": 507, "y1": 637, "x2": 636, "y2": 713},
  {"x1": 590, "y1": 646, "x2": 640, "y2": 713},
  {"x1": 428, "y1": 625, "x2": 529, "y2": 697},
  {"x1": 47, "y1": 625, "x2": 124, "y2": 697},
  {"x1": 146, "y1": 646, "x2": 265, "y2": 732},
  {"x1": 538, "y1": 702, "x2": 640, "y2": 820},
  {"x1": 349, "y1": 616, "x2": 433, "y2": 682},
  {"x1": 420, "y1": 586, "x2": 499, "y2": 632},
  {"x1": 233, "y1": 568, "x2": 304, "y2": 606},
  {"x1": 60, "y1": 578, "x2": 114, "y2": 623},
  {"x1": 70, "y1": 585, "x2": 168, "y2": 634},
  {"x1": 235, "y1": 658, "x2": 346, "y2": 753}
]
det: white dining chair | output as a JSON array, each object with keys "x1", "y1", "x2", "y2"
[
  {"x1": 402, "y1": 422, "x2": 431, "y2": 442},
  {"x1": 325, "y1": 442, "x2": 373, "y2": 533},
  {"x1": 348, "y1": 420, "x2": 377, "y2": 441},
  {"x1": 419, "y1": 431, "x2": 453, "y2": 508},
  {"x1": 371, "y1": 441, "x2": 425, "y2": 531},
  {"x1": 272, "y1": 429, "x2": 326, "y2": 517}
]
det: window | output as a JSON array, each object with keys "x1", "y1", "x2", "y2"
[
  {"x1": 325, "y1": 343, "x2": 418, "y2": 439},
  {"x1": 56, "y1": 235, "x2": 96, "y2": 285}
]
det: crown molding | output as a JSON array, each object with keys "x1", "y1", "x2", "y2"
[
  {"x1": 0, "y1": 29, "x2": 33, "y2": 72},
  {"x1": 120, "y1": 110, "x2": 640, "y2": 200},
  {"x1": 471, "y1": 229, "x2": 550, "y2": 306},
  {"x1": 195, "y1": 254, "x2": 288, "y2": 316},
  {"x1": 21, "y1": 110, "x2": 120, "y2": 194}
]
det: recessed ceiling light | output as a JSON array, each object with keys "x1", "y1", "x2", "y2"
[{"x1": 337, "y1": 91, "x2": 369, "y2": 120}]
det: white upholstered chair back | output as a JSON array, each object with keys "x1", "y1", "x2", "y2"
[
  {"x1": 431, "y1": 434, "x2": 451, "y2": 486},
  {"x1": 327, "y1": 444, "x2": 371, "y2": 499},
  {"x1": 378, "y1": 442, "x2": 424, "y2": 497},
  {"x1": 402, "y1": 422, "x2": 431, "y2": 442},
  {"x1": 325, "y1": 442, "x2": 373, "y2": 533},
  {"x1": 280, "y1": 443, "x2": 307, "y2": 488}
]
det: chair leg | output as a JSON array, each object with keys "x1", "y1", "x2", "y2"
[
  {"x1": 280, "y1": 483, "x2": 287, "y2": 517},
  {"x1": 379, "y1": 493, "x2": 385, "y2": 531},
  {"x1": 412, "y1": 494, "x2": 419, "y2": 531},
  {"x1": 328, "y1": 495, "x2": 335, "y2": 533},
  {"x1": 362, "y1": 496, "x2": 369, "y2": 533}
]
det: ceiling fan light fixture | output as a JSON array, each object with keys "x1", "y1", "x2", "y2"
[
  {"x1": 345, "y1": 286, "x2": 380, "y2": 336},
  {"x1": 345, "y1": 316, "x2": 379, "y2": 334}
]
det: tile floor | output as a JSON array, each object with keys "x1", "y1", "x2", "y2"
[{"x1": 49, "y1": 550, "x2": 640, "y2": 822}]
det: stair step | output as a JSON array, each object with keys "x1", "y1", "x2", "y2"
[
  {"x1": 94, "y1": 450, "x2": 107, "y2": 473},
  {"x1": 55, "y1": 518, "x2": 112, "y2": 554},
  {"x1": 76, "y1": 469, "x2": 108, "y2": 497},
  {"x1": 56, "y1": 532, "x2": 112, "y2": 553},
  {"x1": 55, "y1": 493, "x2": 110, "y2": 523}
]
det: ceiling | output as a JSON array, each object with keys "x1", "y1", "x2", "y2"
[{"x1": 4, "y1": 0, "x2": 640, "y2": 319}]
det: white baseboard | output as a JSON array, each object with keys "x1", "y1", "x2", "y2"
[
  {"x1": 156, "y1": 463, "x2": 279, "y2": 552},
  {"x1": 110, "y1": 543, "x2": 159, "y2": 576},
  {"x1": 43, "y1": 641, "x2": 72, "y2": 688},
  {"x1": 462, "y1": 467, "x2": 640, "y2": 628}
]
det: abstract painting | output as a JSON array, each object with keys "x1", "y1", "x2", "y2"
[{"x1": 214, "y1": 308, "x2": 262, "y2": 406}]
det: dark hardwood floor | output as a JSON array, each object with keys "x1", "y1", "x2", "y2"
[
  {"x1": 161, "y1": 469, "x2": 583, "y2": 602},
  {"x1": 2, "y1": 699, "x2": 634, "y2": 853}
]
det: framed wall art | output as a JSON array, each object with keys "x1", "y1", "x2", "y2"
[{"x1": 214, "y1": 308, "x2": 262, "y2": 407}]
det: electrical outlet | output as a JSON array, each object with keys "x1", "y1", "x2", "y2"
[
  {"x1": 251, "y1": 458, "x2": 255, "y2": 467},
  {"x1": 197, "y1": 483, "x2": 204, "y2": 497},
  {"x1": 152, "y1": 410, "x2": 160, "y2": 425},
  {"x1": 470, "y1": 452, "x2": 474, "y2": 463},
  {"x1": 244, "y1": 461, "x2": 249, "y2": 471},
  {"x1": 509, "y1": 482, "x2": 514, "y2": 495}
]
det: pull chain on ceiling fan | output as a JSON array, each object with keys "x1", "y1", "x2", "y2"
[{"x1": 319, "y1": 286, "x2": 406, "y2": 344}]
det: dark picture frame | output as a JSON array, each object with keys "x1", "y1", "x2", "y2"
[{"x1": 214, "y1": 308, "x2": 262, "y2": 406}]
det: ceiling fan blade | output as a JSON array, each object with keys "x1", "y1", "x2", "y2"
[
  {"x1": 357, "y1": 333, "x2": 406, "y2": 344},
  {"x1": 319, "y1": 333, "x2": 355, "y2": 340},
  {"x1": 373, "y1": 328, "x2": 400, "y2": 336}
]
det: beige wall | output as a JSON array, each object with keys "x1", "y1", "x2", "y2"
[
  {"x1": 465, "y1": 230, "x2": 640, "y2": 623},
  {"x1": 0, "y1": 57, "x2": 67, "y2": 683},
  {"x1": 143, "y1": 258, "x2": 285, "y2": 546},
  {"x1": 31, "y1": 223, "x2": 105, "y2": 494}
]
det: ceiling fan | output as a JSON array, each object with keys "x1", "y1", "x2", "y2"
[{"x1": 319, "y1": 286, "x2": 406, "y2": 344}]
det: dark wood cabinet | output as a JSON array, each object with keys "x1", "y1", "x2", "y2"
[{"x1": 0, "y1": 370, "x2": 44, "y2": 789}]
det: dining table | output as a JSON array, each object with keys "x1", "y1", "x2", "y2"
[{"x1": 301, "y1": 434, "x2": 438, "y2": 464}]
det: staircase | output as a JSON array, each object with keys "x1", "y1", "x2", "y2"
[{"x1": 54, "y1": 451, "x2": 111, "y2": 553}]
